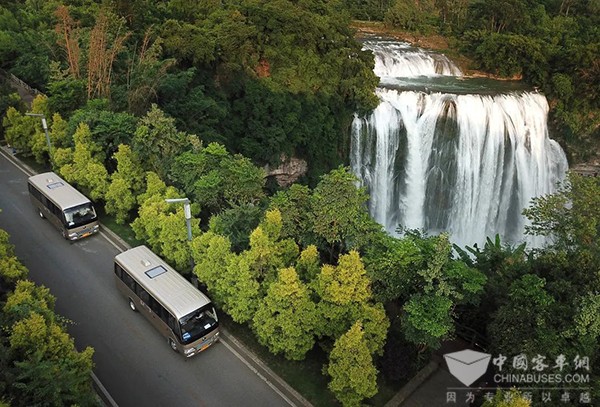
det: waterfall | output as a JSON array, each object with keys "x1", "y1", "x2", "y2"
[
  {"x1": 363, "y1": 39, "x2": 463, "y2": 78},
  {"x1": 351, "y1": 40, "x2": 568, "y2": 247}
]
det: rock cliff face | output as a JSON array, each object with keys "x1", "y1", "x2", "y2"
[
  {"x1": 571, "y1": 163, "x2": 600, "y2": 177},
  {"x1": 265, "y1": 155, "x2": 308, "y2": 187}
]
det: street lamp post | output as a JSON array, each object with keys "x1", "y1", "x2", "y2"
[
  {"x1": 25, "y1": 113, "x2": 52, "y2": 164},
  {"x1": 165, "y1": 198, "x2": 196, "y2": 284}
]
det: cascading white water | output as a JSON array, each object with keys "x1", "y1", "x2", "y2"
[
  {"x1": 364, "y1": 39, "x2": 463, "y2": 78},
  {"x1": 351, "y1": 40, "x2": 568, "y2": 247}
]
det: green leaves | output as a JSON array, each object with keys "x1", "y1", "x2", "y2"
[
  {"x1": 132, "y1": 105, "x2": 194, "y2": 180},
  {"x1": 270, "y1": 166, "x2": 381, "y2": 257},
  {"x1": 105, "y1": 144, "x2": 145, "y2": 223},
  {"x1": 131, "y1": 172, "x2": 199, "y2": 269},
  {"x1": 170, "y1": 143, "x2": 266, "y2": 214},
  {"x1": 0, "y1": 230, "x2": 28, "y2": 286},
  {"x1": 326, "y1": 322, "x2": 378, "y2": 407},
  {"x1": 252, "y1": 267, "x2": 318, "y2": 360},
  {"x1": 488, "y1": 274, "x2": 559, "y2": 355},
  {"x1": 314, "y1": 251, "x2": 371, "y2": 306},
  {"x1": 312, "y1": 167, "x2": 370, "y2": 249},
  {"x1": 58, "y1": 122, "x2": 109, "y2": 201},
  {"x1": 0, "y1": 234, "x2": 96, "y2": 407},
  {"x1": 402, "y1": 294, "x2": 453, "y2": 350}
]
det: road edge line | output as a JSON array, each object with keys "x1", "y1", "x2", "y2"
[
  {"x1": 1, "y1": 146, "x2": 313, "y2": 407},
  {"x1": 91, "y1": 372, "x2": 119, "y2": 407},
  {"x1": 0, "y1": 147, "x2": 119, "y2": 407}
]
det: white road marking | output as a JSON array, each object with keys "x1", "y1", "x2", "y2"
[
  {"x1": 219, "y1": 338, "x2": 296, "y2": 407},
  {"x1": 1, "y1": 148, "x2": 299, "y2": 407}
]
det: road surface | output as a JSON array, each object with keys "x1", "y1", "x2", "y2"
[{"x1": 0, "y1": 151, "x2": 292, "y2": 407}]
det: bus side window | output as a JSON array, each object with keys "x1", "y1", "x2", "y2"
[
  {"x1": 149, "y1": 297, "x2": 168, "y2": 323},
  {"x1": 114, "y1": 264, "x2": 123, "y2": 279},
  {"x1": 50, "y1": 202, "x2": 61, "y2": 218},
  {"x1": 136, "y1": 285, "x2": 150, "y2": 304},
  {"x1": 168, "y1": 314, "x2": 179, "y2": 334},
  {"x1": 28, "y1": 184, "x2": 42, "y2": 201},
  {"x1": 122, "y1": 272, "x2": 137, "y2": 292}
]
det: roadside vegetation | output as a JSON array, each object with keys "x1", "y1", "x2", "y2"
[
  {"x1": 0, "y1": 1, "x2": 599, "y2": 406},
  {"x1": 0, "y1": 224, "x2": 97, "y2": 406}
]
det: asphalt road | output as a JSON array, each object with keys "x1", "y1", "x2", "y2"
[{"x1": 0, "y1": 151, "x2": 290, "y2": 407}]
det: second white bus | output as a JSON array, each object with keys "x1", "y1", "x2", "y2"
[{"x1": 114, "y1": 245, "x2": 219, "y2": 357}]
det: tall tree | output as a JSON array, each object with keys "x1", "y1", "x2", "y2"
[
  {"x1": 216, "y1": 254, "x2": 260, "y2": 323},
  {"x1": 523, "y1": 172, "x2": 600, "y2": 253},
  {"x1": 327, "y1": 321, "x2": 378, "y2": 407},
  {"x1": 54, "y1": 5, "x2": 81, "y2": 79},
  {"x1": 252, "y1": 267, "x2": 318, "y2": 360},
  {"x1": 313, "y1": 250, "x2": 376, "y2": 341},
  {"x1": 191, "y1": 231, "x2": 235, "y2": 295},
  {"x1": 105, "y1": 144, "x2": 145, "y2": 224},
  {"x1": 2, "y1": 95, "x2": 50, "y2": 163},
  {"x1": 87, "y1": 9, "x2": 130, "y2": 99},
  {"x1": 125, "y1": 30, "x2": 175, "y2": 116},
  {"x1": 132, "y1": 105, "x2": 195, "y2": 179},
  {"x1": 131, "y1": 171, "x2": 188, "y2": 255},
  {"x1": 311, "y1": 167, "x2": 381, "y2": 258},
  {"x1": 0, "y1": 229, "x2": 28, "y2": 288},
  {"x1": 2, "y1": 279, "x2": 96, "y2": 406},
  {"x1": 269, "y1": 183, "x2": 315, "y2": 247},
  {"x1": 58, "y1": 122, "x2": 109, "y2": 201},
  {"x1": 400, "y1": 234, "x2": 486, "y2": 350},
  {"x1": 243, "y1": 210, "x2": 299, "y2": 288}
]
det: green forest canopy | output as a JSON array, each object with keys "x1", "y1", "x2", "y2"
[{"x1": 1, "y1": 1, "x2": 599, "y2": 405}]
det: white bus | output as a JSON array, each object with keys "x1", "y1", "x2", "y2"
[
  {"x1": 28, "y1": 172, "x2": 99, "y2": 240},
  {"x1": 114, "y1": 245, "x2": 219, "y2": 357}
]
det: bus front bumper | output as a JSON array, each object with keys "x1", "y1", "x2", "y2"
[
  {"x1": 184, "y1": 332, "x2": 220, "y2": 357},
  {"x1": 68, "y1": 224, "x2": 100, "y2": 240}
]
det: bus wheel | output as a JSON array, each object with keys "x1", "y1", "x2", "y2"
[
  {"x1": 168, "y1": 338, "x2": 178, "y2": 352},
  {"x1": 38, "y1": 210, "x2": 45, "y2": 219},
  {"x1": 129, "y1": 299, "x2": 137, "y2": 312}
]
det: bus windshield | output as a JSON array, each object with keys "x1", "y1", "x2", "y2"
[
  {"x1": 64, "y1": 203, "x2": 97, "y2": 229},
  {"x1": 179, "y1": 304, "x2": 218, "y2": 344}
]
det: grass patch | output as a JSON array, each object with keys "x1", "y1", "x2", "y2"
[
  {"x1": 12, "y1": 152, "x2": 51, "y2": 174},
  {"x1": 95, "y1": 206, "x2": 143, "y2": 248},
  {"x1": 220, "y1": 312, "x2": 401, "y2": 407}
]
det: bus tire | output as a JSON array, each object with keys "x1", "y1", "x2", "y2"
[
  {"x1": 38, "y1": 209, "x2": 45, "y2": 219},
  {"x1": 129, "y1": 299, "x2": 137, "y2": 312},
  {"x1": 168, "y1": 338, "x2": 178, "y2": 352}
]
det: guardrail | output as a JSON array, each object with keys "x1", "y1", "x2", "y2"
[
  {"x1": 455, "y1": 323, "x2": 488, "y2": 351},
  {"x1": 0, "y1": 68, "x2": 43, "y2": 100}
]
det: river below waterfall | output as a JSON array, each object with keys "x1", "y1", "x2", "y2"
[{"x1": 351, "y1": 38, "x2": 568, "y2": 248}]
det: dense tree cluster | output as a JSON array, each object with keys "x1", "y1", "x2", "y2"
[
  {"x1": 0, "y1": 225, "x2": 97, "y2": 406},
  {"x1": 0, "y1": 0, "x2": 379, "y2": 181},
  {"x1": 1, "y1": 1, "x2": 599, "y2": 405}
]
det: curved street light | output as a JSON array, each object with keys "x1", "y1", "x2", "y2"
[{"x1": 165, "y1": 198, "x2": 196, "y2": 285}]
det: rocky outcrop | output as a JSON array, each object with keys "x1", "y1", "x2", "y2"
[
  {"x1": 265, "y1": 155, "x2": 308, "y2": 187},
  {"x1": 571, "y1": 162, "x2": 600, "y2": 177}
]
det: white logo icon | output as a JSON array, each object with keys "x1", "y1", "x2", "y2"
[{"x1": 444, "y1": 349, "x2": 491, "y2": 386}]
